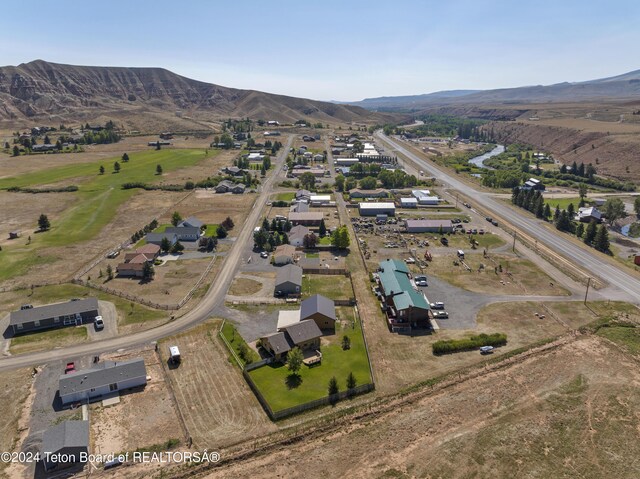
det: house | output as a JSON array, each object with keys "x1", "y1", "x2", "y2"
[
  {"x1": 267, "y1": 120, "x2": 280, "y2": 126},
  {"x1": 145, "y1": 232, "x2": 178, "y2": 247},
  {"x1": 282, "y1": 319, "x2": 322, "y2": 351},
  {"x1": 264, "y1": 131, "x2": 281, "y2": 136},
  {"x1": 116, "y1": 262, "x2": 145, "y2": 278},
  {"x1": 288, "y1": 225, "x2": 311, "y2": 247},
  {"x1": 179, "y1": 216, "x2": 204, "y2": 229},
  {"x1": 313, "y1": 153, "x2": 325, "y2": 162},
  {"x1": 9, "y1": 298, "x2": 99, "y2": 335},
  {"x1": 290, "y1": 201, "x2": 310, "y2": 214},
  {"x1": 288, "y1": 211, "x2": 324, "y2": 226},
  {"x1": 576, "y1": 206, "x2": 602, "y2": 223},
  {"x1": 300, "y1": 294, "x2": 336, "y2": 331},
  {"x1": 411, "y1": 190, "x2": 440, "y2": 205},
  {"x1": 275, "y1": 264, "x2": 303, "y2": 296},
  {"x1": 378, "y1": 259, "x2": 430, "y2": 331},
  {"x1": 335, "y1": 158, "x2": 360, "y2": 167},
  {"x1": 405, "y1": 219, "x2": 453, "y2": 233},
  {"x1": 164, "y1": 226, "x2": 200, "y2": 241},
  {"x1": 260, "y1": 332, "x2": 292, "y2": 361},
  {"x1": 310, "y1": 195, "x2": 331, "y2": 206},
  {"x1": 400, "y1": 197, "x2": 418, "y2": 208},
  {"x1": 274, "y1": 244, "x2": 298, "y2": 265},
  {"x1": 521, "y1": 177, "x2": 545, "y2": 191},
  {"x1": 349, "y1": 188, "x2": 389, "y2": 199},
  {"x1": 359, "y1": 202, "x2": 396, "y2": 216},
  {"x1": 58, "y1": 358, "x2": 147, "y2": 405},
  {"x1": 42, "y1": 420, "x2": 89, "y2": 471},
  {"x1": 220, "y1": 166, "x2": 248, "y2": 176},
  {"x1": 215, "y1": 180, "x2": 236, "y2": 193},
  {"x1": 303, "y1": 151, "x2": 313, "y2": 160},
  {"x1": 295, "y1": 189, "x2": 312, "y2": 202},
  {"x1": 411, "y1": 189, "x2": 431, "y2": 199},
  {"x1": 230, "y1": 183, "x2": 246, "y2": 194},
  {"x1": 247, "y1": 152, "x2": 264, "y2": 162}
]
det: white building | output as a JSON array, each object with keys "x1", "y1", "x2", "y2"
[
  {"x1": 310, "y1": 195, "x2": 331, "y2": 206},
  {"x1": 400, "y1": 197, "x2": 418, "y2": 208},
  {"x1": 359, "y1": 202, "x2": 396, "y2": 216}
]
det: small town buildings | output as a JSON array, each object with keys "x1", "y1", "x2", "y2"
[
  {"x1": 261, "y1": 319, "x2": 322, "y2": 360},
  {"x1": 335, "y1": 158, "x2": 360, "y2": 167},
  {"x1": 145, "y1": 232, "x2": 178, "y2": 247},
  {"x1": 117, "y1": 244, "x2": 160, "y2": 277},
  {"x1": 310, "y1": 195, "x2": 331, "y2": 206},
  {"x1": 220, "y1": 166, "x2": 248, "y2": 176},
  {"x1": 400, "y1": 197, "x2": 418, "y2": 208},
  {"x1": 576, "y1": 206, "x2": 602, "y2": 223},
  {"x1": 116, "y1": 262, "x2": 145, "y2": 277},
  {"x1": 522, "y1": 177, "x2": 545, "y2": 191},
  {"x1": 58, "y1": 358, "x2": 147, "y2": 405},
  {"x1": 288, "y1": 225, "x2": 311, "y2": 247},
  {"x1": 260, "y1": 332, "x2": 292, "y2": 361},
  {"x1": 164, "y1": 226, "x2": 200, "y2": 241},
  {"x1": 42, "y1": 420, "x2": 89, "y2": 471},
  {"x1": 377, "y1": 259, "x2": 430, "y2": 332},
  {"x1": 179, "y1": 217, "x2": 204, "y2": 229},
  {"x1": 215, "y1": 180, "x2": 246, "y2": 194},
  {"x1": 288, "y1": 211, "x2": 324, "y2": 226},
  {"x1": 411, "y1": 190, "x2": 440, "y2": 205},
  {"x1": 290, "y1": 201, "x2": 310, "y2": 214},
  {"x1": 247, "y1": 152, "x2": 265, "y2": 162},
  {"x1": 300, "y1": 294, "x2": 336, "y2": 331},
  {"x1": 273, "y1": 244, "x2": 298, "y2": 265},
  {"x1": 404, "y1": 219, "x2": 453, "y2": 233},
  {"x1": 295, "y1": 189, "x2": 312, "y2": 202},
  {"x1": 349, "y1": 188, "x2": 389, "y2": 199},
  {"x1": 275, "y1": 264, "x2": 303, "y2": 296},
  {"x1": 313, "y1": 153, "x2": 325, "y2": 162},
  {"x1": 9, "y1": 298, "x2": 99, "y2": 335},
  {"x1": 359, "y1": 202, "x2": 396, "y2": 216}
]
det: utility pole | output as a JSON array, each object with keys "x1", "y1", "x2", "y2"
[
  {"x1": 512, "y1": 231, "x2": 517, "y2": 253},
  {"x1": 584, "y1": 277, "x2": 591, "y2": 304},
  {"x1": 455, "y1": 194, "x2": 459, "y2": 208}
]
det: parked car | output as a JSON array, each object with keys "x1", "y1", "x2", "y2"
[
  {"x1": 462, "y1": 218, "x2": 470, "y2": 223},
  {"x1": 480, "y1": 345, "x2": 495, "y2": 354},
  {"x1": 478, "y1": 229, "x2": 485, "y2": 235},
  {"x1": 20, "y1": 304, "x2": 33, "y2": 310},
  {"x1": 415, "y1": 276, "x2": 428, "y2": 287},
  {"x1": 64, "y1": 362, "x2": 76, "y2": 374},
  {"x1": 106, "y1": 250, "x2": 120, "y2": 259},
  {"x1": 430, "y1": 301, "x2": 445, "y2": 310},
  {"x1": 466, "y1": 229, "x2": 473, "y2": 234},
  {"x1": 94, "y1": 316, "x2": 104, "y2": 331},
  {"x1": 440, "y1": 237, "x2": 449, "y2": 246},
  {"x1": 405, "y1": 257, "x2": 416, "y2": 264},
  {"x1": 471, "y1": 229, "x2": 478, "y2": 235},
  {"x1": 492, "y1": 220, "x2": 499, "y2": 226},
  {"x1": 485, "y1": 217, "x2": 493, "y2": 222},
  {"x1": 433, "y1": 311, "x2": 449, "y2": 319},
  {"x1": 260, "y1": 251, "x2": 269, "y2": 258}
]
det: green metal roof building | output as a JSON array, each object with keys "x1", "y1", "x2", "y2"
[{"x1": 378, "y1": 259, "x2": 430, "y2": 331}]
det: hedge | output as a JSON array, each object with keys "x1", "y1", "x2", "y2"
[
  {"x1": 432, "y1": 333, "x2": 507, "y2": 355},
  {"x1": 6, "y1": 185, "x2": 79, "y2": 193},
  {"x1": 121, "y1": 182, "x2": 184, "y2": 191}
]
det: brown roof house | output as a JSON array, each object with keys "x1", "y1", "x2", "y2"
[
  {"x1": 300, "y1": 294, "x2": 336, "y2": 331},
  {"x1": 273, "y1": 244, "x2": 298, "y2": 265},
  {"x1": 261, "y1": 319, "x2": 322, "y2": 361},
  {"x1": 117, "y1": 244, "x2": 160, "y2": 277}
]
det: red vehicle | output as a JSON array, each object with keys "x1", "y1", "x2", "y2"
[{"x1": 65, "y1": 362, "x2": 76, "y2": 374}]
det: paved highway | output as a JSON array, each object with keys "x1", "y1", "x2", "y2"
[
  {"x1": 375, "y1": 131, "x2": 640, "y2": 302},
  {"x1": 0, "y1": 136, "x2": 294, "y2": 372}
]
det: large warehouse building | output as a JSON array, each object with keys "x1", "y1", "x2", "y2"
[{"x1": 358, "y1": 202, "x2": 396, "y2": 216}]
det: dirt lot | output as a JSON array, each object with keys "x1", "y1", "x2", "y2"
[
  {"x1": 91, "y1": 347, "x2": 184, "y2": 455},
  {"x1": 190, "y1": 190, "x2": 257, "y2": 232},
  {"x1": 159, "y1": 321, "x2": 277, "y2": 449},
  {"x1": 202, "y1": 334, "x2": 640, "y2": 479},
  {"x1": 84, "y1": 257, "x2": 214, "y2": 307}
]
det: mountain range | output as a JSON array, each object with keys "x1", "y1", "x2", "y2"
[
  {"x1": 348, "y1": 70, "x2": 640, "y2": 111},
  {"x1": 0, "y1": 60, "x2": 390, "y2": 127}
]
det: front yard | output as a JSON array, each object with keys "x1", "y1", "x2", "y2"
[
  {"x1": 248, "y1": 313, "x2": 371, "y2": 412},
  {"x1": 301, "y1": 274, "x2": 354, "y2": 300}
]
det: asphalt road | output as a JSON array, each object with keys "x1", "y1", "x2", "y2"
[
  {"x1": 0, "y1": 136, "x2": 294, "y2": 372},
  {"x1": 375, "y1": 131, "x2": 640, "y2": 303}
]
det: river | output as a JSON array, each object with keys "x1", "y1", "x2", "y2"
[{"x1": 468, "y1": 144, "x2": 505, "y2": 169}]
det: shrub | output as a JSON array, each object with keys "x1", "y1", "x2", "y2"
[{"x1": 432, "y1": 333, "x2": 507, "y2": 355}]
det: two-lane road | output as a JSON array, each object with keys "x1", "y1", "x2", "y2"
[
  {"x1": 0, "y1": 136, "x2": 294, "y2": 372},
  {"x1": 376, "y1": 131, "x2": 640, "y2": 302}
]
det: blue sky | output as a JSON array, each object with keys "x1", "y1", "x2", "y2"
[{"x1": 1, "y1": 0, "x2": 637, "y2": 101}]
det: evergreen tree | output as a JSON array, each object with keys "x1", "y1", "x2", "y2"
[
  {"x1": 99, "y1": 165, "x2": 105, "y2": 175},
  {"x1": 113, "y1": 161, "x2": 120, "y2": 173},
  {"x1": 37, "y1": 214, "x2": 50, "y2": 231},
  {"x1": 534, "y1": 196, "x2": 545, "y2": 218},
  {"x1": 575, "y1": 222, "x2": 585, "y2": 238},
  {"x1": 584, "y1": 220, "x2": 598, "y2": 246},
  {"x1": 328, "y1": 376, "x2": 339, "y2": 396},
  {"x1": 216, "y1": 225, "x2": 228, "y2": 239},
  {"x1": 319, "y1": 219, "x2": 327, "y2": 237},
  {"x1": 543, "y1": 203, "x2": 551, "y2": 219},
  {"x1": 171, "y1": 211, "x2": 182, "y2": 226},
  {"x1": 594, "y1": 225, "x2": 610, "y2": 253},
  {"x1": 142, "y1": 262, "x2": 154, "y2": 280},
  {"x1": 346, "y1": 372, "x2": 357, "y2": 390},
  {"x1": 567, "y1": 203, "x2": 575, "y2": 217},
  {"x1": 122, "y1": 152, "x2": 129, "y2": 162},
  {"x1": 156, "y1": 164, "x2": 163, "y2": 175},
  {"x1": 553, "y1": 206, "x2": 561, "y2": 221},
  {"x1": 160, "y1": 237, "x2": 172, "y2": 253},
  {"x1": 106, "y1": 264, "x2": 113, "y2": 280}
]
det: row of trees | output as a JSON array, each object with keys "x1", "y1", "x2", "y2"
[{"x1": 130, "y1": 219, "x2": 159, "y2": 243}]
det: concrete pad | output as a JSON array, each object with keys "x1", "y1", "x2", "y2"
[{"x1": 102, "y1": 393, "x2": 121, "y2": 407}]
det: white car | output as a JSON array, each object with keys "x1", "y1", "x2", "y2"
[
  {"x1": 405, "y1": 257, "x2": 416, "y2": 264},
  {"x1": 432, "y1": 311, "x2": 449, "y2": 319},
  {"x1": 260, "y1": 251, "x2": 269, "y2": 258},
  {"x1": 415, "y1": 276, "x2": 428, "y2": 287},
  {"x1": 94, "y1": 316, "x2": 104, "y2": 330},
  {"x1": 430, "y1": 302, "x2": 445, "y2": 310}
]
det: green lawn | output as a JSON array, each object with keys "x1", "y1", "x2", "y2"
[
  {"x1": 597, "y1": 324, "x2": 640, "y2": 355},
  {"x1": 306, "y1": 252, "x2": 319, "y2": 258},
  {"x1": 0, "y1": 149, "x2": 212, "y2": 281},
  {"x1": 302, "y1": 274, "x2": 354, "y2": 300},
  {"x1": 274, "y1": 192, "x2": 295, "y2": 202},
  {"x1": 220, "y1": 321, "x2": 259, "y2": 365},
  {"x1": 318, "y1": 236, "x2": 332, "y2": 245},
  {"x1": 248, "y1": 316, "x2": 372, "y2": 412},
  {"x1": 544, "y1": 197, "x2": 590, "y2": 211},
  {"x1": 204, "y1": 224, "x2": 218, "y2": 237},
  {"x1": 10, "y1": 325, "x2": 88, "y2": 355}
]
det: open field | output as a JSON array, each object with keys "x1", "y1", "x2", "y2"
[
  {"x1": 203, "y1": 334, "x2": 640, "y2": 479},
  {"x1": 248, "y1": 315, "x2": 371, "y2": 412},
  {"x1": 91, "y1": 348, "x2": 183, "y2": 455},
  {"x1": 0, "y1": 368, "x2": 32, "y2": 476},
  {"x1": 160, "y1": 322, "x2": 276, "y2": 448},
  {"x1": 0, "y1": 283, "x2": 167, "y2": 332},
  {"x1": 365, "y1": 299, "x2": 637, "y2": 395}
]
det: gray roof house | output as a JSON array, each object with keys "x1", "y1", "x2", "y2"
[
  {"x1": 288, "y1": 224, "x2": 310, "y2": 247},
  {"x1": 300, "y1": 294, "x2": 337, "y2": 331},
  {"x1": 260, "y1": 332, "x2": 292, "y2": 360},
  {"x1": 9, "y1": 298, "x2": 99, "y2": 335},
  {"x1": 179, "y1": 216, "x2": 204, "y2": 229},
  {"x1": 275, "y1": 264, "x2": 303, "y2": 296},
  {"x1": 282, "y1": 319, "x2": 322, "y2": 349},
  {"x1": 58, "y1": 358, "x2": 147, "y2": 405},
  {"x1": 42, "y1": 420, "x2": 89, "y2": 471},
  {"x1": 164, "y1": 226, "x2": 200, "y2": 241},
  {"x1": 145, "y1": 232, "x2": 178, "y2": 247}
]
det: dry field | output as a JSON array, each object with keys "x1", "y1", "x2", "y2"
[
  {"x1": 228, "y1": 277, "x2": 264, "y2": 296},
  {"x1": 90, "y1": 348, "x2": 184, "y2": 455},
  {"x1": 0, "y1": 368, "x2": 32, "y2": 478},
  {"x1": 189, "y1": 190, "x2": 257, "y2": 231},
  {"x1": 159, "y1": 321, "x2": 277, "y2": 449},
  {"x1": 202, "y1": 334, "x2": 640, "y2": 479},
  {"x1": 84, "y1": 257, "x2": 214, "y2": 306}
]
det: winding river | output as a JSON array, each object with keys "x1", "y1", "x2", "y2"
[{"x1": 468, "y1": 144, "x2": 505, "y2": 169}]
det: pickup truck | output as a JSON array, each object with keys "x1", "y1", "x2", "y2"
[{"x1": 65, "y1": 362, "x2": 76, "y2": 374}]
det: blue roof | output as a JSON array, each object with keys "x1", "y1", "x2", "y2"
[{"x1": 378, "y1": 259, "x2": 429, "y2": 311}]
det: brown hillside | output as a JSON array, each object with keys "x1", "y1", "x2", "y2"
[{"x1": 0, "y1": 60, "x2": 392, "y2": 127}]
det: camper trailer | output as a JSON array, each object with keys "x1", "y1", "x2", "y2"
[{"x1": 169, "y1": 346, "x2": 181, "y2": 365}]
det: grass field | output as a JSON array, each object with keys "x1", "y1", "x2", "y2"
[
  {"x1": 0, "y1": 149, "x2": 212, "y2": 282},
  {"x1": 10, "y1": 326, "x2": 88, "y2": 355},
  {"x1": 0, "y1": 368, "x2": 31, "y2": 476},
  {"x1": 274, "y1": 192, "x2": 295, "y2": 202},
  {"x1": 221, "y1": 321, "x2": 260, "y2": 365},
  {"x1": 301, "y1": 274, "x2": 354, "y2": 300},
  {"x1": 544, "y1": 196, "x2": 587, "y2": 211},
  {"x1": 248, "y1": 317, "x2": 371, "y2": 412},
  {"x1": 596, "y1": 323, "x2": 640, "y2": 355}
]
